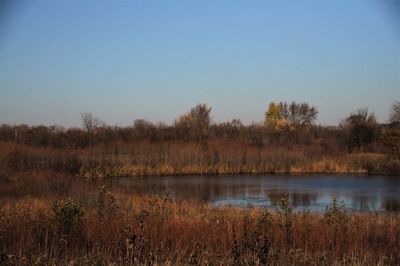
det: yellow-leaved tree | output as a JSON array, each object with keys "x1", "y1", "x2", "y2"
[{"x1": 264, "y1": 102, "x2": 291, "y2": 132}]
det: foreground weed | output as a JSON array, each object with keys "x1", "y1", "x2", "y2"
[
  {"x1": 278, "y1": 195, "x2": 294, "y2": 251},
  {"x1": 324, "y1": 196, "x2": 348, "y2": 225},
  {"x1": 51, "y1": 197, "x2": 84, "y2": 236},
  {"x1": 96, "y1": 185, "x2": 117, "y2": 218},
  {"x1": 231, "y1": 223, "x2": 241, "y2": 265},
  {"x1": 254, "y1": 209, "x2": 272, "y2": 265}
]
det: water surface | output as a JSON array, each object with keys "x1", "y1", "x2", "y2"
[{"x1": 107, "y1": 175, "x2": 400, "y2": 212}]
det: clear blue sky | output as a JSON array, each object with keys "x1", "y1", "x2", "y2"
[{"x1": 0, "y1": 0, "x2": 399, "y2": 126}]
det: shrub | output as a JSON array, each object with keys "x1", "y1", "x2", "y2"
[
  {"x1": 324, "y1": 196, "x2": 348, "y2": 225},
  {"x1": 51, "y1": 197, "x2": 84, "y2": 235},
  {"x1": 278, "y1": 195, "x2": 294, "y2": 250},
  {"x1": 96, "y1": 185, "x2": 117, "y2": 218}
]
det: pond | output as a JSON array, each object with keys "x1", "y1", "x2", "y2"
[{"x1": 107, "y1": 175, "x2": 400, "y2": 212}]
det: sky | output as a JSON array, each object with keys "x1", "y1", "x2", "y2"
[{"x1": 0, "y1": 0, "x2": 399, "y2": 127}]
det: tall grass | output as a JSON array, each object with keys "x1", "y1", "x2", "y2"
[{"x1": 2, "y1": 139, "x2": 398, "y2": 178}]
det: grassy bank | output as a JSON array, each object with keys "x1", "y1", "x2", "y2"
[
  {"x1": 1, "y1": 174, "x2": 400, "y2": 265},
  {"x1": 1, "y1": 141, "x2": 399, "y2": 179}
]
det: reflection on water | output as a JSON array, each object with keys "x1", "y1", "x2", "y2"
[
  {"x1": 383, "y1": 198, "x2": 400, "y2": 212},
  {"x1": 107, "y1": 175, "x2": 400, "y2": 212}
]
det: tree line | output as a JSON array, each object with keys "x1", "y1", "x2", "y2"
[{"x1": 0, "y1": 101, "x2": 399, "y2": 157}]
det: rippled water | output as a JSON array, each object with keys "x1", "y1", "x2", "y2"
[{"x1": 107, "y1": 175, "x2": 400, "y2": 212}]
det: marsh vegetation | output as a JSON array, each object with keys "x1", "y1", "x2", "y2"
[
  {"x1": 1, "y1": 176, "x2": 399, "y2": 265},
  {"x1": 1, "y1": 102, "x2": 400, "y2": 178}
]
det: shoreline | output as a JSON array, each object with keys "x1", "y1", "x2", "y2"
[{"x1": 81, "y1": 167, "x2": 399, "y2": 179}]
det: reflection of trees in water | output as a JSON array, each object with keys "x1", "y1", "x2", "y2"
[
  {"x1": 351, "y1": 195, "x2": 379, "y2": 211},
  {"x1": 119, "y1": 179, "x2": 321, "y2": 209},
  {"x1": 266, "y1": 192, "x2": 287, "y2": 207},
  {"x1": 137, "y1": 181, "x2": 270, "y2": 202},
  {"x1": 350, "y1": 196, "x2": 400, "y2": 212},
  {"x1": 291, "y1": 192, "x2": 317, "y2": 207},
  {"x1": 136, "y1": 183, "x2": 242, "y2": 202},
  {"x1": 114, "y1": 179, "x2": 266, "y2": 202},
  {"x1": 265, "y1": 192, "x2": 317, "y2": 207},
  {"x1": 110, "y1": 177, "x2": 400, "y2": 212},
  {"x1": 156, "y1": 184, "x2": 216, "y2": 201},
  {"x1": 382, "y1": 198, "x2": 400, "y2": 212}
]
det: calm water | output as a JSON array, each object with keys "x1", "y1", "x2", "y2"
[{"x1": 107, "y1": 175, "x2": 400, "y2": 212}]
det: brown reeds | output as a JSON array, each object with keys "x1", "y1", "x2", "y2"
[{"x1": 1, "y1": 139, "x2": 398, "y2": 179}]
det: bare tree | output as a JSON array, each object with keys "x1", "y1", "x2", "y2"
[
  {"x1": 341, "y1": 108, "x2": 378, "y2": 152},
  {"x1": 246, "y1": 122, "x2": 265, "y2": 147},
  {"x1": 283, "y1": 102, "x2": 318, "y2": 127},
  {"x1": 81, "y1": 112, "x2": 102, "y2": 146},
  {"x1": 133, "y1": 119, "x2": 159, "y2": 142},
  {"x1": 389, "y1": 101, "x2": 400, "y2": 124},
  {"x1": 175, "y1": 103, "x2": 212, "y2": 142},
  {"x1": 81, "y1": 112, "x2": 101, "y2": 134}
]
